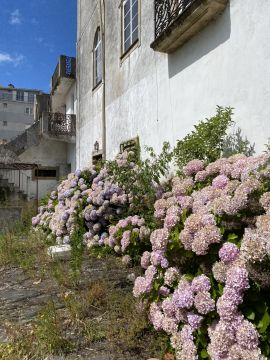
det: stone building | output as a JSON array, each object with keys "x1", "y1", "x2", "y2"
[
  {"x1": 76, "y1": 0, "x2": 270, "y2": 168},
  {"x1": 0, "y1": 56, "x2": 76, "y2": 200},
  {"x1": 0, "y1": 84, "x2": 43, "y2": 142}
]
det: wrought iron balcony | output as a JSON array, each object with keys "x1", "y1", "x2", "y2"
[
  {"x1": 48, "y1": 113, "x2": 76, "y2": 136},
  {"x1": 51, "y1": 55, "x2": 76, "y2": 94},
  {"x1": 151, "y1": 0, "x2": 228, "y2": 53},
  {"x1": 41, "y1": 112, "x2": 76, "y2": 143},
  {"x1": 155, "y1": 0, "x2": 194, "y2": 37}
]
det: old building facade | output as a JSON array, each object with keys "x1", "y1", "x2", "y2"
[
  {"x1": 76, "y1": 0, "x2": 270, "y2": 168},
  {"x1": 0, "y1": 56, "x2": 77, "y2": 200},
  {"x1": 0, "y1": 85, "x2": 43, "y2": 142}
]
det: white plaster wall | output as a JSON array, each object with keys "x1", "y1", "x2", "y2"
[
  {"x1": 77, "y1": 0, "x2": 103, "y2": 168},
  {"x1": 67, "y1": 143, "x2": 76, "y2": 172},
  {"x1": 77, "y1": 0, "x2": 270, "y2": 169},
  {"x1": 65, "y1": 83, "x2": 76, "y2": 115},
  {"x1": 65, "y1": 83, "x2": 77, "y2": 172},
  {"x1": 19, "y1": 138, "x2": 69, "y2": 199}
]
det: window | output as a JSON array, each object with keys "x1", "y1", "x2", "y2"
[
  {"x1": 28, "y1": 93, "x2": 35, "y2": 103},
  {"x1": 16, "y1": 90, "x2": 24, "y2": 101},
  {"x1": 122, "y1": 0, "x2": 139, "y2": 54},
  {"x1": 120, "y1": 136, "x2": 139, "y2": 154},
  {"x1": 32, "y1": 167, "x2": 58, "y2": 180},
  {"x1": 3, "y1": 103, "x2": 7, "y2": 108},
  {"x1": 3, "y1": 121, "x2": 7, "y2": 126},
  {"x1": 93, "y1": 27, "x2": 102, "y2": 88},
  {"x1": 25, "y1": 107, "x2": 33, "y2": 115}
]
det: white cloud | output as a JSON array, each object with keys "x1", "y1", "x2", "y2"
[
  {"x1": 0, "y1": 52, "x2": 25, "y2": 67},
  {"x1": 9, "y1": 9, "x2": 22, "y2": 25}
]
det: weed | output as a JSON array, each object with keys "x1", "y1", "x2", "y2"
[
  {"x1": 34, "y1": 301, "x2": 74, "y2": 355},
  {"x1": 0, "y1": 302, "x2": 73, "y2": 360}
]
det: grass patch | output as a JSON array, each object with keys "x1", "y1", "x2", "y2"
[
  {"x1": 0, "y1": 229, "x2": 49, "y2": 273},
  {"x1": 0, "y1": 302, "x2": 73, "y2": 360},
  {"x1": 0, "y1": 217, "x2": 169, "y2": 358}
]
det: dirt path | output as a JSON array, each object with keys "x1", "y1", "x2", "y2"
[{"x1": 0, "y1": 256, "x2": 161, "y2": 360}]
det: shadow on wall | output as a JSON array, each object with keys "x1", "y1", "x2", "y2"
[{"x1": 168, "y1": 1, "x2": 231, "y2": 78}]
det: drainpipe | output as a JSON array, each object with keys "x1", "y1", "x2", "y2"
[
  {"x1": 99, "y1": 0, "x2": 106, "y2": 161},
  {"x1": 76, "y1": 0, "x2": 81, "y2": 168}
]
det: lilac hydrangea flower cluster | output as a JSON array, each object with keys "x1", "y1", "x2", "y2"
[
  {"x1": 207, "y1": 241, "x2": 263, "y2": 359},
  {"x1": 208, "y1": 263, "x2": 263, "y2": 359},
  {"x1": 240, "y1": 193, "x2": 270, "y2": 263},
  {"x1": 135, "y1": 272, "x2": 214, "y2": 359},
  {"x1": 106, "y1": 215, "x2": 150, "y2": 263},
  {"x1": 32, "y1": 154, "x2": 132, "y2": 247}
]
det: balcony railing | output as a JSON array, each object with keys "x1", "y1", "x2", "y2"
[
  {"x1": 47, "y1": 113, "x2": 76, "y2": 137},
  {"x1": 51, "y1": 55, "x2": 76, "y2": 93},
  {"x1": 154, "y1": 0, "x2": 194, "y2": 38},
  {"x1": 151, "y1": 0, "x2": 228, "y2": 53}
]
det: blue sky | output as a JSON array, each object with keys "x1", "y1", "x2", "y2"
[{"x1": 0, "y1": 0, "x2": 76, "y2": 93}]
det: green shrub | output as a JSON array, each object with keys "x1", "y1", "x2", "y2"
[
  {"x1": 222, "y1": 126, "x2": 255, "y2": 157},
  {"x1": 173, "y1": 106, "x2": 234, "y2": 168}
]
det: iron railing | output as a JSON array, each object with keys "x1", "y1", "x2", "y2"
[
  {"x1": 48, "y1": 113, "x2": 76, "y2": 137},
  {"x1": 154, "y1": 0, "x2": 195, "y2": 37}
]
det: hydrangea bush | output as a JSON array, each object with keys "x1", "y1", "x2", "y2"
[
  {"x1": 32, "y1": 156, "x2": 131, "y2": 263},
  {"x1": 133, "y1": 154, "x2": 270, "y2": 359},
  {"x1": 33, "y1": 151, "x2": 270, "y2": 359},
  {"x1": 32, "y1": 105, "x2": 270, "y2": 358}
]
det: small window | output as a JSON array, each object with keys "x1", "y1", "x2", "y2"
[
  {"x1": 32, "y1": 167, "x2": 58, "y2": 180},
  {"x1": 16, "y1": 90, "x2": 24, "y2": 102},
  {"x1": 28, "y1": 93, "x2": 35, "y2": 103},
  {"x1": 122, "y1": 0, "x2": 139, "y2": 54},
  {"x1": 3, "y1": 121, "x2": 7, "y2": 126},
  {"x1": 3, "y1": 103, "x2": 7, "y2": 108},
  {"x1": 26, "y1": 107, "x2": 33, "y2": 115},
  {"x1": 93, "y1": 27, "x2": 102, "y2": 88},
  {"x1": 92, "y1": 153, "x2": 103, "y2": 165},
  {"x1": 120, "y1": 136, "x2": 139, "y2": 154}
]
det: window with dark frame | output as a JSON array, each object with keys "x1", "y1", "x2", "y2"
[
  {"x1": 16, "y1": 90, "x2": 24, "y2": 102},
  {"x1": 93, "y1": 27, "x2": 102, "y2": 88},
  {"x1": 33, "y1": 168, "x2": 58, "y2": 180},
  {"x1": 26, "y1": 107, "x2": 33, "y2": 115},
  {"x1": 122, "y1": 0, "x2": 139, "y2": 54},
  {"x1": 28, "y1": 92, "x2": 35, "y2": 103}
]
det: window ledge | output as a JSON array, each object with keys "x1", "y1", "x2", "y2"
[
  {"x1": 120, "y1": 38, "x2": 140, "y2": 63},
  {"x1": 92, "y1": 80, "x2": 103, "y2": 93}
]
